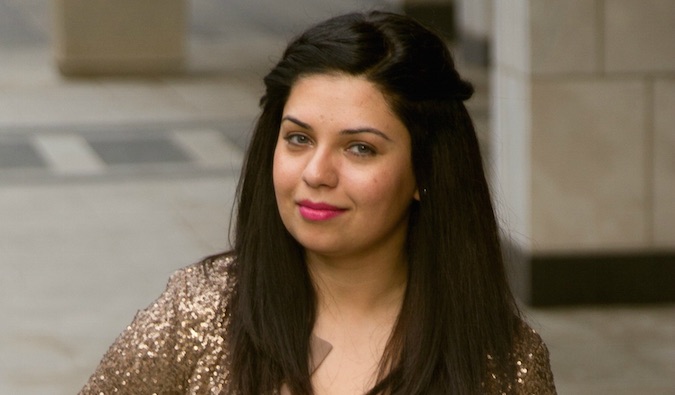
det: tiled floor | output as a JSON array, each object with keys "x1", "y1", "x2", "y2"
[
  {"x1": 0, "y1": 122, "x2": 248, "y2": 183},
  {"x1": 527, "y1": 305, "x2": 675, "y2": 394},
  {"x1": 0, "y1": 1, "x2": 673, "y2": 394}
]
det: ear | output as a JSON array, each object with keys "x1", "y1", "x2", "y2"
[{"x1": 413, "y1": 188, "x2": 421, "y2": 201}]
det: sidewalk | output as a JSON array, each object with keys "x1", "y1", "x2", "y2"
[
  {"x1": 0, "y1": 1, "x2": 673, "y2": 394},
  {"x1": 0, "y1": 2, "x2": 279, "y2": 394}
]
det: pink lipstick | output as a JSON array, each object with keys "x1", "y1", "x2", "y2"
[{"x1": 297, "y1": 200, "x2": 346, "y2": 221}]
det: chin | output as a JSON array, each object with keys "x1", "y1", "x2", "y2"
[{"x1": 296, "y1": 239, "x2": 345, "y2": 258}]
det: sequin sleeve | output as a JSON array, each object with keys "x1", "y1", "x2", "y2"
[
  {"x1": 482, "y1": 322, "x2": 557, "y2": 394},
  {"x1": 513, "y1": 326, "x2": 557, "y2": 394},
  {"x1": 79, "y1": 256, "x2": 234, "y2": 395}
]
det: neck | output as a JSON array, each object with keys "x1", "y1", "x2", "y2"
[{"x1": 307, "y1": 249, "x2": 408, "y2": 319}]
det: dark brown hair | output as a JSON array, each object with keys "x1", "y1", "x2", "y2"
[{"x1": 228, "y1": 11, "x2": 520, "y2": 394}]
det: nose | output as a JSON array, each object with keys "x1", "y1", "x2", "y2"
[{"x1": 302, "y1": 147, "x2": 338, "y2": 188}]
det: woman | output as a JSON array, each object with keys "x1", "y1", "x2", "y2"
[{"x1": 80, "y1": 11, "x2": 556, "y2": 395}]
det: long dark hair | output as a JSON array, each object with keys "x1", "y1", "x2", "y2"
[{"x1": 228, "y1": 11, "x2": 520, "y2": 394}]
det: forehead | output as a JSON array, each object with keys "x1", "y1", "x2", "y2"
[{"x1": 283, "y1": 74, "x2": 404, "y2": 131}]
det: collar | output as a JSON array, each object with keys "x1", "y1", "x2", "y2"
[{"x1": 279, "y1": 334, "x2": 333, "y2": 395}]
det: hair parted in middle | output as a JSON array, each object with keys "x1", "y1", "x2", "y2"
[{"x1": 228, "y1": 10, "x2": 520, "y2": 395}]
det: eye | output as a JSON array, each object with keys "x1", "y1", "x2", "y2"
[
  {"x1": 347, "y1": 143, "x2": 376, "y2": 157},
  {"x1": 284, "y1": 133, "x2": 311, "y2": 146}
]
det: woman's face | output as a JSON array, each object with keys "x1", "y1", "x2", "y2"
[{"x1": 273, "y1": 74, "x2": 418, "y2": 260}]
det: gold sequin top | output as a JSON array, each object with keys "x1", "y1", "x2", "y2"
[{"x1": 79, "y1": 254, "x2": 557, "y2": 394}]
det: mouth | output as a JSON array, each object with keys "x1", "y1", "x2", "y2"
[{"x1": 297, "y1": 200, "x2": 347, "y2": 221}]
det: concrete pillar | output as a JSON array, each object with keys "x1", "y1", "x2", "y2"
[
  {"x1": 455, "y1": 0, "x2": 491, "y2": 65},
  {"x1": 53, "y1": 0, "x2": 186, "y2": 75},
  {"x1": 492, "y1": 0, "x2": 675, "y2": 305}
]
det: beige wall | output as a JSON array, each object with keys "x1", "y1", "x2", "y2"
[
  {"x1": 492, "y1": 0, "x2": 675, "y2": 253},
  {"x1": 53, "y1": 0, "x2": 186, "y2": 75}
]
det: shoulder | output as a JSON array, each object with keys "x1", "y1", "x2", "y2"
[
  {"x1": 168, "y1": 252, "x2": 236, "y2": 294},
  {"x1": 514, "y1": 320, "x2": 548, "y2": 356},
  {"x1": 511, "y1": 320, "x2": 557, "y2": 394},
  {"x1": 169, "y1": 252, "x2": 236, "y2": 289},
  {"x1": 161, "y1": 252, "x2": 237, "y2": 322},
  {"x1": 78, "y1": 253, "x2": 238, "y2": 393},
  {"x1": 483, "y1": 319, "x2": 557, "y2": 394}
]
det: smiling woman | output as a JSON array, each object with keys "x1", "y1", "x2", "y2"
[
  {"x1": 273, "y1": 74, "x2": 418, "y2": 263},
  {"x1": 79, "y1": 11, "x2": 556, "y2": 395}
]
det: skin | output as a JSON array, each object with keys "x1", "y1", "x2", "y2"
[{"x1": 272, "y1": 73, "x2": 419, "y2": 394}]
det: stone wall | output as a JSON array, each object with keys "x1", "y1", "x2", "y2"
[{"x1": 491, "y1": 0, "x2": 675, "y2": 304}]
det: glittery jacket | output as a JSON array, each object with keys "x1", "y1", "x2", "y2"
[{"x1": 80, "y1": 255, "x2": 557, "y2": 394}]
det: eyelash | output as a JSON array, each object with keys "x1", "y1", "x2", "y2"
[{"x1": 283, "y1": 133, "x2": 377, "y2": 157}]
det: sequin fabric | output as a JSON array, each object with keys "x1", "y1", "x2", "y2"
[
  {"x1": 482, "y1": 327, "x2": 557, "y2": 394},
  {"x1": 79, "y1": 255, "x2": 236, "y2": 395},
  {"x1": 79, "y1": 254, "x2": 556, "y2": 394}
]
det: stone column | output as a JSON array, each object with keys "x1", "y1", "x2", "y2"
[
  {"x1": 492, "y1": 0, "x2": 675, "y2": 305},
  {"x1": 455, "y1": 0, "x2": 491, "y2": 65},
  {"x1": 53, "y1": 0, "x2": 186, "y2": 75}
]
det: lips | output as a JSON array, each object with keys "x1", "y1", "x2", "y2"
[{"x1": 297, "y1": 200, "x2": 346, "y2": 221}]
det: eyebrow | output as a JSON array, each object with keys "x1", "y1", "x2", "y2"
[{"x1": 281, "y1": 115, "x2": 392, "y2": 142}]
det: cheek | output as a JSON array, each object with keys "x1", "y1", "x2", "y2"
[
  {"x1": 349, "y1": 168, "x2": 409, "y2": 206},
  {"x1": 272, "y1": 147, "x2": 287, "y2": 196},
  {"x1": 272, "y1": 149, "x2": 299, "y2": 199}
]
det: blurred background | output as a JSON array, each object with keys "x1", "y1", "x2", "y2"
[{"x1": 0, "y1": 0, "x2": 673, "y2": 394}]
